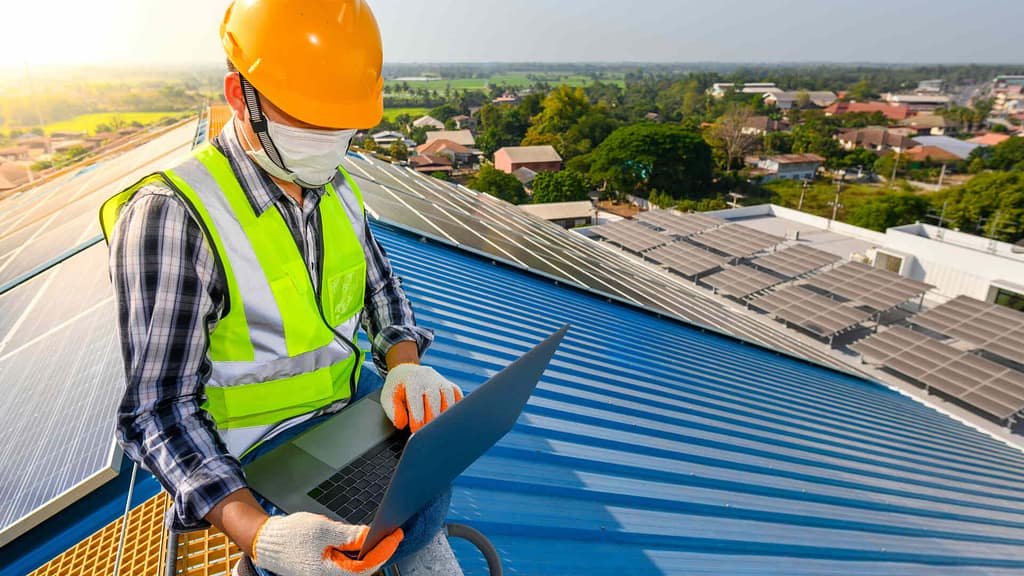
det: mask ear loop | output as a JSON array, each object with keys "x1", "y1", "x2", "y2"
[{"x1": 239, "y1": 75, "x2": 290, "y2": 173}]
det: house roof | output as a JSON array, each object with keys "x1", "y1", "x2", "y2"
[
  {"x1": 824, "y1": 101, "x2": 912, "y2": 121},
  {"x1": 762, "y1": 153, "x2": 826, "y2": 165},
  {"x1": 766, "y1": 91, "x2": 838, "y2": 106},
  {"x1": 518, "y1": 200, "x2": 593, "y2": 221},
  {"x1": 911, "y1": 135, "x2": 980, "y2": 160},
  {"x1": 512, "y1": 166, "x2": 538, "y2": 184},
  {"x1": 496, "y1": 145, "x2": 563, "y2": 164},
  {"x1": 899, "y1": 114, "x2": 956, "y2": 130},
  {"x1": 416, "y1": 139, "x2": 474, "y2": 156},
  {"x1": 412, "y1": 115, "x2": 445, "y2": 129},
  {"x1": 743, "y1": 116, "x2": 786, "y2": 132},
  {"x1": 904, "y1": 145, "x2": 963, "y2": 163},
  {"x1": 968, "y1": 133, "x2": 1012, "y2": 147},
  {"x1": 408, "y1": 154, "x2": 453, "y2": 168},
  {"x1": 425, "y1": 129, "x2": 475, "y2": 147}
]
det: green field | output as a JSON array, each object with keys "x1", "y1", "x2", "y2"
[
  {"x1": 382, "y1": 107, "x2": 430, "y2": 121},
  {"x1": 37, "y1": 111, "x2": 188, "y2": 135}
]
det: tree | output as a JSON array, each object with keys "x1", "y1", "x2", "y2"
[
  {"x1": 388, "y1": 140, "x2": 408, "y2": 161},
  {"x1": 987, "y1": 137, "x2": 1024, "y2": 171},
  {"x1": 847, "y1": 193, "x2": 930, "y2": 231},
  {"x1": 587, "y1": 123, "x2": 713, "y2": 199},
  {"x1": 361, "y1": 136, "x2": 378, "y2": 152},
  {"x1": 706, "y1": 103, "x2": 758, "y2": 171},
  {"x1": 522, "y1": 85, "x2": 617, "y2": 159},
  {"x1": 932, "y1": 171, "x2": 1024, "y2": 241},
  {"x1": 531, "y1": 170, "x2": 591, "y2": 204},
  {"x1": 470, "y1": 165, "x2": 527, "y2": 204},
  {"x1": 847, "y1": 79, "x2": 874, "y2": 101}
]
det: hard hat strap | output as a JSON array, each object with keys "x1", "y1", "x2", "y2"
[{"x1": 240, "y1": 76, "x2": 289, "y2": 172}]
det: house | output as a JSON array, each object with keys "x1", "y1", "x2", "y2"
[
  {"x1": 424, "y1": 129, "x2": 475, "y2": 147},
  {"x1": 450, "y1": 114, "x2": 475, "y2": 131},
  {"x1": 708, "y1": 82, "x2": 780, "y2": 98},
  {"x1": 415, "y1": 139, "x2": 480, "y2": 167},
  {"x1": 369, "y1": 131, "x2": 415, "y2": 148},
  {"x1": 741, "y1": 116, "x2": 787, "y2": 136},
  {"x1": 494, "y1": 145, "x2": 563, "y2": 174},
  {"x1": 644, "y1": 112, "x2": 665, "y2": 123},
  {"x1": 492, "y1": 92, "x2": 519, "y2": 105},
  {"x1": 823, "y1": 101, "x2": 912, "y2": 121},
  {"x1": 412, "y1": 115, "x2": 445, "y2": 130},
  {"x1": 512, "y1": 167, "x2": 538, "y2": 188},
  {"x1": 764, "y1": 91, "x2": 837, "y2": 110},
  {"x1": 837, "y1": 127, "x2": 917, "y2": 153},
  {"x1": 903, "y1": 145, "x2": 963, "y2": 163},
  {"x1": 967, "y1": 133, "x2": 1012, "y2": 147},
  {"x1": 0, "y1": 146, "x2": 31, "y2": 161},
  {"x1": 408, "y1": 154, "x2": 454, "y2": 175},
  {"x1": 916, "y1": 79, "x2": 945, "y2": 93},
  {"x1": 910, "y1": 135, "x2": 980, "y2": 160},
  {"x1": 898, "y1": 113, "x2": 958, "y2": 136},
  {"x1": 882, "y1": 93, "x2": 951, "y2": 112},
  {"x1": 746, "y1": 153, "x2": 824, "y2": 182},
  {"x1": 518, "y1": 200, "x2": 595, "y2": 229}
]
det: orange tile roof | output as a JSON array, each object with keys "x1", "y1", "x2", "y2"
[{"x1": 967, "y1": 133, "x2": 1012, "y2": 147}]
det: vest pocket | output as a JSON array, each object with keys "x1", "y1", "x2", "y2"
[
  {"x1": 322, "y1": 260, "x2": 367, "y2": 326},
  {"x1": 207, "y1": 367, "x2": 336, "y2": 429}
]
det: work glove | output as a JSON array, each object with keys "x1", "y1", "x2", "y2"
[
  {"x1": 252, "y1": 512, "x2": 403, "y2": 576},
  {"x1": 382, "y1": 364, "x2": 463, "y2": 433}
]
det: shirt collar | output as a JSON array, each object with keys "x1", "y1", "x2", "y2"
[{"x1": 216, "y1": 116, "x2": 326, "y2": 217}]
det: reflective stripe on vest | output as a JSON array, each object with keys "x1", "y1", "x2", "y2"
[{"x1": 101, "y1": 144, "x2": 368, "y2": 457}]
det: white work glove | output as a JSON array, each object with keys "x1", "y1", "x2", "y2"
[
  {"x1": 253, "y1": 512, "x2": 403, "y2": 576},
  {"x1": 382, "y1": 364, "x2": 463, "y2": 433}
]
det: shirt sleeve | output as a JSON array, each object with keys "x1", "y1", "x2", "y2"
[
  {"x1": 360, "y1": 220, "x2": 434, "y2": 376},
  {"x1": 108, "y1": 184, "x2": 247, "y2": 532}
]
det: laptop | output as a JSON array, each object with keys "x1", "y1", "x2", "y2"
[{"x1": 244, "y1": 325, "x2": 569, "y2": 558}]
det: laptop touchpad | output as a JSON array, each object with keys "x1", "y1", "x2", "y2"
[{"x1": 294, "y1": 397, "x2": 396, "y2": 469}]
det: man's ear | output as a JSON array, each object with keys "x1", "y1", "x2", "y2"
[{"x1": 224, "y1": 72, "x2": 247, "y2": 120}]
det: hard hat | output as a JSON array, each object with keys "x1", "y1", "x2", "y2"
[{"x1": 221, "y1": 0, "x2": 384, "y2": 129}]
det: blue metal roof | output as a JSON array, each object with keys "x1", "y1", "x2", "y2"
[{"x1": 6, "y1": 220, "x2": 1024, "y2": 575}]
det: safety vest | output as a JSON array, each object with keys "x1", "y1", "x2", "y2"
[{"x1": 100, "y1": 143, "x2": 367, "y2": 457}]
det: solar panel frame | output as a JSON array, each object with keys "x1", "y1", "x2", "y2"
[
  {"x1": 751, "y1": 285, "x2": 871, "y2": 339},
  {"x1": 802, "y1": 261, "x2": 932, "y2": 312},
  {"x1": 747, "y1": 244, "x2": 842, "y2": 279},
  {"x1": 688, "y1": 223, "x2": 785, "y2": 257},
  {"x1": 702, "y1": 265, "x2": 785, "y2": 299},
  {"x1": 911, "y1": 295, "x2": 1024, "y2": 365},
  {"x1": 850, "y1": 326, "x2": 1024, "y2": 420},
  {"x1": 636, "y1": 210, "x2": 725, "y2": 237},
  {"x1": 644, "y1": 243, "x2": 730, "y2": 278},
  {"x1": 590, "y1": 219, "x2": 672, "y2": 253}
]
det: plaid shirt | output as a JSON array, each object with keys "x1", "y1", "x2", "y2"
[{"x1": 107, "y1": 118, "x2": 433, "y2": 531}]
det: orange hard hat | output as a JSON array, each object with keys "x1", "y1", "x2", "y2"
[{"x1": 221, "y1": 0, "x2": 384, "y2": 129}]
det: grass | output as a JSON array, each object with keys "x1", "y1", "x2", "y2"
[
  {"x1": 382, "y1": 107, "x2": 430, "y2": 121},
  {"x1": 35, "y1": 111, "x2": 187, "y2": 135},
  {"x1": 761, "y1": 179, "x2": 911, "y2": 220}
]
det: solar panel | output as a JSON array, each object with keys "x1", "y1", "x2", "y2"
[
  {"x1": 752, "y1": 285, "x2": 871, "y2": 340},
  {"x1": 644, "y1": 243, "x2": 729, "y2": 278},
  {"x1": 590, "y1": 219, "x2": 672, "y2": 253},
  {"x1": 911, "y1": 295, "x2": 1024, "y2": 366},
  {"x1": 851, "y1": 326, "x2": 1024, "y2": 421},
  {"x1": 0, "y1": 244, "x2": 123, "y2": 546},
  {"x1": 702, "y1": 265, "x2": 784, "y2": 299},
  {"x1": 803, "y1": 261, "x2": 932, "y2": 312},
  {"x1": 636, "y1": 209, "x2": 724, "y2": 236},
  {"x1": 748, "y1": 244, "x2": 841, "y2": 279},
  {"x1": 688, "y1": 223, "x2": 784, "y2": 257}
]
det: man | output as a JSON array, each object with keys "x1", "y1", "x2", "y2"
[{"x1": 101, "y1": 2, "x2": 464, "y2": 575}]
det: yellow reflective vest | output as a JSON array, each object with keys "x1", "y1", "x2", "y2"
[{"x1": 101, "y1": 143, "x2": 367, "y2": 457}]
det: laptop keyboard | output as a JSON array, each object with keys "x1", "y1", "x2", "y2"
[{"x1": 307, "y1": 434, "x2": 406, "y2": 524}]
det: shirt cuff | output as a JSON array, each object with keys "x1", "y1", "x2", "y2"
[
  {"x1": 168, "y1": 455, "x2": 249, "y2": 533},
  {"x1": 372, "y1": 324, "x2": 435, "y2": 376}
]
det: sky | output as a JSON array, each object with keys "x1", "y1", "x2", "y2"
[{"x1": 0, "y1": 0, "x2": 1022, "y2": 67}]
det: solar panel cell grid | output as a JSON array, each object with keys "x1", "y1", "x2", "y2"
[
  {"x1": 752, "y1": 285, "x2": 870, "y2": 338},
  {"x1": 911, "y1": 295, "x2": 1024, "y2": 365},
  {"x1": 637, "y1": 210, "x2": 725, "y2": 236},
  {"x1": 748, "y1": 244, "x2": 841, "y2": 278},
  {"x1": 851, "y1": 326, "x2": 1024, "y2": 420},
  {"x1": 688, "y1": 223, "x2": 784, "y2": 257},
  {"x1": 703, "y1": 265, "x2": 783, "y2": 299},
  {"x1": 803, "y1": 261, "x2": 932, "y2": 312},
  {"x1": 645, "y1": 243, "x2": 728, "y2": 278},
  {"x1": 590, "y1": 220, "x2": 671, "y2": 253}
]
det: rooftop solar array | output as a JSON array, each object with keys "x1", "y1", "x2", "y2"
[
  {"x1": 702, "y1": 265, "x2": 785, "y2": 299},
  {"x1": 911, "y1": 295, "x2": 1024, "y2": 365},
  {"x1": 643, "y1": 243, "x2": 729, "y2": 278},
  {"x1": 852, "y1": 326, "x2": 1024, "y2": 421},
  {"x1": 0, "y1": 120, "x2": 198, "y2": 545},
  {"x1": 688, "y1": 223, "x2": 784, "y2": 257},
  {"x1": 589, "y1": 219, "x2": 671, "y2": 253},
  {"x1": 752, "y1": 285, "x2": 872, "y2": 340},
  {"x1": 636, "y1": 209, "x2": 724, "y2": 236},
  {"x1": 748, "y1": 243, "x2": 842, "y2": 279},
  {"x1": 803, "y1": 261, "x2": 932, "y2": 312}
]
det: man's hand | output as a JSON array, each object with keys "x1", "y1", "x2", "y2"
[
  {"x1": 381, "y1": 364, "x2": 462, "y2": 433},
  {"x1": 253, "y1": 512, "x2": 403, "y2": 576}
]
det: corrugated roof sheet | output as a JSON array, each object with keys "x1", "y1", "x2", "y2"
[{"x1": 367, "y1": 222, "x2": 1024, "y2": 575}]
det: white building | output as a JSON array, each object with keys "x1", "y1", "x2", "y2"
[
  {"x1": 708, "y1": 82, "x2": 781, "y2": 98},
  {"x1": 747, "y1": 154, "x2": 824, "y2": 182}
]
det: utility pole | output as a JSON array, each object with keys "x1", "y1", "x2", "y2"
[
  {"x1": 989, "y1": 210, "x2": 1003, "y2": 239},
  {"x1": 798, "y1": 179, "x2": 809, "y2": 210},
  {"x1": 937, "y1": 163, "x2": 947, "y2": 188},
  {"x1": 889, "y1": 150, "x2": 900, "y2": 189},
  {"x1": 828, "y1": 172, "x2": 844, "y2": 230},
  {"x1": 937, "y1": 200, "x2": 947, "y2": 228}
]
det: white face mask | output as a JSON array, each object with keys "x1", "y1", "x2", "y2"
[{"x1": 244, "y1": 118, "x2": 356, "y2": 188}]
